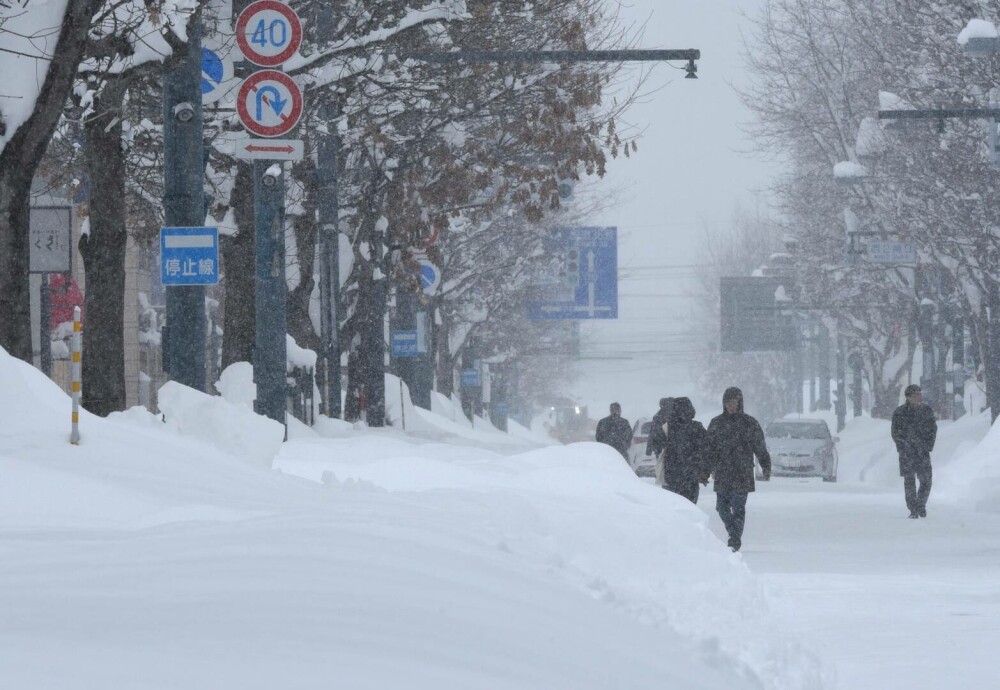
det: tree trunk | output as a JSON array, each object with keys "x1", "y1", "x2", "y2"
[
  {"x1": 221, "y1": 163, "x2": 255, "y2": 369},
  {"x1": 286, "y1": 159, "x2": 320, "y2": 353},
  {"x1": 79, "y1": 77, "x2": 128, "y2": 416},
  {"x1": 0, "y1": 0, "x2": 100, "y2": 361},
  {"x1": 435, "y1": 308, "x2": 454, "y2": 398}
]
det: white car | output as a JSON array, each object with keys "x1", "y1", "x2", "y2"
[
  {"x1": 762, "y1": 418, "x2": 839, "y2": 482},
  {"x1": 627, "y1": 417, "x2": 657, "y2": 477}
]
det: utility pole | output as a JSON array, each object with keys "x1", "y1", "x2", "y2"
[{"x1": 162, "y1": 20, "x2": 206, "y2": 392}]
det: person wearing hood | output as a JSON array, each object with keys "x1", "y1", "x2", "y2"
[
  {"x1": 661, "y1": 397, "x2": 707, "y2": 504},
  {"x1": 646, "y1": 397, "x2": 674, "y2": 460},
  {"x1": 595, "y1": 402, "x2": 632, "y2": 460},
  {"x1": 703, "y1": 387, "x2": 771, "y2": 552}
]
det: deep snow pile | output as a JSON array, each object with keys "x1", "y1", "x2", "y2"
[
  {"x1": 937, "y1": 415, "x2": 1000, "y2": 512},
  {"x1": 0, "y1": 348, "x2": 822, "y2": 688}
]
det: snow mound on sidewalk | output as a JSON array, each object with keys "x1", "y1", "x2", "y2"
[
  {"x1": 938, "y1": 415, "x2": 1000, "y2": 512},
  {"x1": 1, "y1": 348, "x2": 823, "y2": 688},
  {"x1": 279, "y1": 436, "x2": 828, "y2": 688},
  {"x1": 159, "y1": 380, "x2": 285, "y2": 466}
]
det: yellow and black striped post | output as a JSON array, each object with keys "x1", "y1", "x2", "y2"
[{"x1": 70, "y1": 306, "x2": 81, "y2": 445}]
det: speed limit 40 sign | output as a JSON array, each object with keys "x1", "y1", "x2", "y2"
[{"x1": 236, "y1": 0, "x2": 303, "y2": 67}]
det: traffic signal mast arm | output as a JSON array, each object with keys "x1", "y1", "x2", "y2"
[{"x1": 401, "y1": 49, "x2": 700, "y2": 77}]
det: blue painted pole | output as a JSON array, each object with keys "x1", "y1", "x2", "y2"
[
  {"x1": 253, "y1": 160, "x2": 287, "y2": 428},
  {"x1": 162, "y1": 20, "x2": 206, "y2": 392}
]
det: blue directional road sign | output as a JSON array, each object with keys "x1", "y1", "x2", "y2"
[
  {"x1": 418, "y1": 257, "x2": 441, "y2": 295},
  {"x1": 867, "y1": 239, "x2": 917, "y2": 265},
  {"x1": 201, "y1": 48, "x2": 234, "y2": 104},
  {"x1": 461, "y1": 368, "x2": 481, "y2": 387},
  {"x1": 160, "y1": 227, "x2": 220, "y2": 286},
  {"x1": 528, "y1": 227, "x2": 618, "y2": 320},
  {"x1": 391, "y1": 330, "x2": 419, "y2": 358}
]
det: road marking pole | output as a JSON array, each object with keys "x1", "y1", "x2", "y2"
[{"x1": 70, "y1": 306, "x2": 81, "y2": 445}]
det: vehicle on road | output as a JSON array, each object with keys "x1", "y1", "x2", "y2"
[
  {"x1": 761, "y1": 418, "x2": 839, "y2": 482},
  {"x1": 627, "y1": 417, "x2": 657, "y2": 477}
]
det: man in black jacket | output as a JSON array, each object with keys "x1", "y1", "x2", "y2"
[
  {"x1": 596, "y1": 402, "x2": 632, "y2": 460},
  {"x1": 662, "y1": 397, "x2": 707, "y2": 504},
  {"x1": 891, "y1": 384, "x2": 937, "y2": 519},
  {"x1": 703, "y1": 387, "x2": 771, "y2": 552}
]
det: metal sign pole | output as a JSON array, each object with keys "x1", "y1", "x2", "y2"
[{"x1": 162, "y1": 20, "x2": 207, "y2": 392}]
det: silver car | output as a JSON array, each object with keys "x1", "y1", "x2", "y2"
[
  {"x1": 627, "y1": 417, "x2": 657, "y2": 477},
  {"x1": 763, "y1": 419, "x2": 839, "y2": 482}
]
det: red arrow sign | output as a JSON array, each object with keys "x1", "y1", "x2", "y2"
[
  {"x1": 234, "y1": 138, "x2": 304, "y2": 161},
  {"x1": 246, "y1": 144, "x2": 294, "y2": 153}
]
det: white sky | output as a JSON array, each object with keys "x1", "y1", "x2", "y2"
[{"x1": 570, "y1": 0, "x2": 776, "y2": 422}]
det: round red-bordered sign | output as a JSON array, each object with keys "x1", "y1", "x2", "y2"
[
  {"x1": 237, "y1": 70, "x2": 303, "y2": 137},
  {"x1": 236, "y1": 0, "x2": 302, "y2": 67}
]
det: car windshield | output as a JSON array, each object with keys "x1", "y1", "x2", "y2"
[{"x1": 767, "y1": 422, "x2": 829, "y2": 440}]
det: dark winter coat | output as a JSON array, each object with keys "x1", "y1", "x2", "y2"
[
  {"x1": 704, "y1": 388, "x2": 771, "y2": 494},
  {"x1": 596, "y1": 414, "x2": 633, "y2": 459},
  {"x1": 646, "y1": 399, "x2": 674, "y2": 458},
  {"x1": 662, "y1": 398, "x2": 707, "y2": 486},
  {"x1": 891, "y1": 401, "x2": 937, "y2": 475}
]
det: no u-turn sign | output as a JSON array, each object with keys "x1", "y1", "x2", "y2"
[{"x1": 237, "y1": 70, "x2": 303, "y2": 137}]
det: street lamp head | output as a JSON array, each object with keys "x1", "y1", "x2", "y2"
[{"x1": 173, "y1": 101, "x2": 196, "y2": 123}]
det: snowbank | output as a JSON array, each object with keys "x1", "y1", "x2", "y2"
[
  {"x1": 938, "y1": 416, "x2": 1000, "y2": 512},
  {"x1": 0, "y1": 347, "x2": 822, "y2": 688},
  {"x1": 159, "y1": 380, "x2": 285, "y2": 466}
]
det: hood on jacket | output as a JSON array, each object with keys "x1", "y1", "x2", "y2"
[
  {"x1": 722, "y1": 387, "x2": 744, "y2": 414},
  {"x1": 670, "y1": 397, "x2": 696, "y2": 424}
]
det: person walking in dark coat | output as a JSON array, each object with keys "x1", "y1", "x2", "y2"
[
  {"x1": 702, "y1": 387, "x2": 771, "y2": 552},
  {"x1": 646, "y1": 398, "x2": 674, "y2": 460},
  {"x1": 596, "y1": 402, "x2": 632, "y2": 460},
  {"x1": 891, "y1": 384, "x2": 937, "y2": 519},
  {"x1": 661, "y1": 397, "x2": 707, "y2": 504}
]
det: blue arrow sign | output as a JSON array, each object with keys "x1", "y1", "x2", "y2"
[
  {"x1": 201, "y1": 48, "x2": 234, "y2": 104},
  {"x1": 528, "y1": 227, "x2": 618, "y2": 320},
  {"x1": 461, "y1": 368, "x2": 481, "y2": 387},
  {"x1": 161, "y1": 227, "x2": 219, "y2": 286}
]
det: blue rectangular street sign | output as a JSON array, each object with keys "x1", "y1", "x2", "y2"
[
  {"x1": 160, "y1": 227, "x2": 219, "y2": 286},
  {"x1": 391, "y1": 330, "x2": 419, "y2": 358},
  {"x1": 867, "y1": 239, "x2": 916, "y2": 265},
  {"x1": 461, "y1": 368, "x2": 481, "y2": 387},
  {"x1": 528, "y1": 227, "x2": 618, "y2": 320}
]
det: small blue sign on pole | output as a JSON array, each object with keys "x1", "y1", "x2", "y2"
[
  {"x1": 161, "y1": 227, "x2": 220, "y2": 286},
  {"x1": 528, "y1": 226, "x2": 618, "y2": 320},
  {"x1": 461, "y1": 368, "x2": 481, "y2": 387},
  {"x1": 391, "y1": 330, "x2": 419, "y2": 358}
]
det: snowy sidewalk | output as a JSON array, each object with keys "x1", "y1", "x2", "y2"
[{"x1": 708, "y1": 479, "x2": 1000, "y2": 689}]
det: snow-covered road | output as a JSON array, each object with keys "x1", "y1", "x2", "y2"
[{"x1": 708, "y1": 478, "x2": 1000, "y2": 690}]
